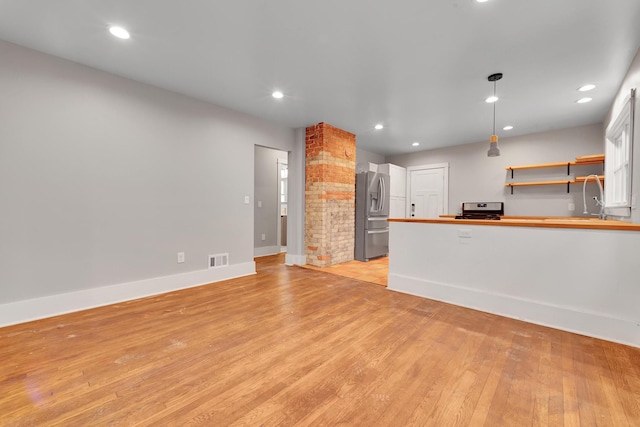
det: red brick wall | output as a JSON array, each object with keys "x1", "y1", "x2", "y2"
[{"x1": 305, "y1": 123, "x2": 356, "y2": 267}]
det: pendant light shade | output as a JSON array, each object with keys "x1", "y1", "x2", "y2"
[
  {"x1": 487, "y1": 73, "x2": 503, "y2": 157},
  {"x1": 488, "y1": 134, "x2": 500, "y2": 157}
]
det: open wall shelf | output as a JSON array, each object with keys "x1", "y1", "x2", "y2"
[{"x1": 505, "y1": 154, "x2": 604, "y2": 194}]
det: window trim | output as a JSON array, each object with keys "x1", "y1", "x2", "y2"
[{"x1": 604, "y1": 89, "x2": 635, "y2": 217}]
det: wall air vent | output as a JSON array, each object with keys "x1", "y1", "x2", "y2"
[{"x1": 208, "y1": 253, "x2": 229, "y2": 269}]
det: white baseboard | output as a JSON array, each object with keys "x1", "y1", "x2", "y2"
[
  {"x1": 0, "y1": 261, "x2": 256, "y2": 328},
  {"x1": 388, "y1": 273, "x2": 640, "y2": 349},
  {"x1": 254, "y1": 246, "x2": 281, "y2": 257},
  {"x1": 285, "y1": 253, "x2": 306, "y2": 266}
]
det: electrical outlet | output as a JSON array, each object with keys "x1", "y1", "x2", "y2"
[
  {"x1": 261, "y1": 233, "x2": 266, "y2": 241},
  {"x1": 244, "y1": 196, "x2": 250, "y2": 204},
  {"x1": 458, "y1": 229, "x2": 472, "y2": 238},
  {"x1": 258, "y1": 201, "x2": 262, "y2": 208},
  {"x1": 177, "y1": 252, "x2": 185, "y2": 263},
  {"x1": 568, "y1": 202, "x2": 575, "y2": 211}
]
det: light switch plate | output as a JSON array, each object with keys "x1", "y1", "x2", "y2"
[{"x1": 244, "y1": 196, "x2": 250, "y2": 204}]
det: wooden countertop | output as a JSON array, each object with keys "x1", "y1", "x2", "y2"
[{"x1": 388, "y1": 216, "x2": 640, "y2": 231}]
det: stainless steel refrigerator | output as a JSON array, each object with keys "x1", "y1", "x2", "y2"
[{"x1": 355, "y1": 171, "x2": 390, "y2": 261}]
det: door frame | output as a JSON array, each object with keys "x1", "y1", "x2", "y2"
[
  {"x1": 406, "y1": 163, "x2": 450, "y2": 217},
  {"x1": 276, "y1": 159, "x2": 288, "y2": 250}
]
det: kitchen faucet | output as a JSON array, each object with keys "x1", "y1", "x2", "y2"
[{"x1": 582, "y1": 174, "x2": 606, "y2": 220}]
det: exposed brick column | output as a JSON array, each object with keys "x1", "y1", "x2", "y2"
[{"x1": 305, "y1": 122, "x2": 356, "y2": 267}]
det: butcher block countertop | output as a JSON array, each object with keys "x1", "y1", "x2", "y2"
[{"x1": 388, "y1": 216, "x2": 640, "y2": 232}]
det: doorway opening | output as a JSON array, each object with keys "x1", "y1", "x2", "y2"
[
  {"x1": 278, "y1": 160, "x2": 288, "y2": 253},
  {"x1": 254, "y1": 146, "x2": 288, "y2": 259}
]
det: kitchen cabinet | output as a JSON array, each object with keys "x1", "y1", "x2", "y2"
[
  {"x1": 389, "y1": 196, "x2": 406, "y2": 218},
  {"x1": 378, "y1": 163, "x2": 407, "y2": 198},
  {"x1": 505, "y1": 154, "x2": 604, "y2": 194},
  {"x1": 378, "y1": 163, "x2": 407, "y2": 217}
]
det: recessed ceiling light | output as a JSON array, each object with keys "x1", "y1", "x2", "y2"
[
  {"x1": 412, "y1": 142, "x2": 420, "y2": 147},
  {"x1": 579, "y1": 84, "x2": 596, "y2": 92},
  {"x1": 374, "y1": 124, "x2": 384, "y2": 130},
  {"x1": 476, "y1": 0, "x2": 489, "y2": 3},
  {"x1": 503, "y1": 125, "x2": 514, "y2": 130},
  {"x1": 272, "y1": 91, "x2": 284, "y2": 99},
  {"x1": 576, "y1": 97, "x2": 593, "y2": 104},
  {"x1": 485, "y1": 96, "x2": 498, "y2": 103},
  {"x1": 108, "y1": 26, "x2": 130, "y2": 40}
]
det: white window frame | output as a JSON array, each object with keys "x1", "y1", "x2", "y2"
[{"x1": 604, "y1": 89, "x2": 635, "y2": 217}]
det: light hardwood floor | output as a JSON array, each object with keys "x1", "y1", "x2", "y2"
[
  {"x1": 1, "y1": 253, "x2": 639, "y2": 426},
  {"x1": 301, "y1": 256, "x2": 388, "y2": 286}
]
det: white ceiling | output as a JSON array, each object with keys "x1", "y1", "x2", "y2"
[{"x1": 1, "y1": 0, "x2": 639, "y2": 156}]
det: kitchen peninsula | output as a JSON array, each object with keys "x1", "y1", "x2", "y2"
[{"x1": 387, "y1": 217, "x2": 640, "y2": 348}]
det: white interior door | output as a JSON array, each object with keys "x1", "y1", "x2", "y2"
[{"x1": 408, "y1": 165, "x2": 448, "y2": 218}]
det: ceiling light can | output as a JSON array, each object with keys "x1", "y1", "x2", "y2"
[
  {"x1": 374, "y1": 124, "x2": 384, "y2": 130},
  {"x1": 272, "y1": 91, "x2": 284, "y2": 99},
  {"x1": 576, "y1": 97, "x2": 592, "y2": 104},
  {"x1": 108, "y1": 26, "x2": 130, "y2": 39},
  {"x1": 579, "y1": 84, "x2": 596, "y2": 92}
]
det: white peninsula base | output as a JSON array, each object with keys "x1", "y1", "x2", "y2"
[{"x1": 388, "y1": 220, "x2": 640, "y2": 348}]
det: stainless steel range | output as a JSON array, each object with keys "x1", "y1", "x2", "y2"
[{"x1": 455, "y1": 202, "x2": 504, "y2": 220}]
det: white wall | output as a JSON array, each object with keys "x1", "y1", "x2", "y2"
[
  {"x1": 254, "y1": 146, "x2": 287, "y2": 256},
  {"x1": 0, "y1": 40, "x2": 300, "y2": 311},
  {"x1": 604, "y1": 45, "x2": 640, "y2": 223},
  {"x1": 386, "y1": 124, "x2": 604, "y2": 216},
  {"x1": 356, "y1": 147, "x2": 385, "y2": 173},
  {"x1": 284, "y1": 129, "x2": 307, "y2": 266}
]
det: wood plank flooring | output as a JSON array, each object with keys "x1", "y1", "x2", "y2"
[
  {"x1": 301, "y1": 256, "x2": 388, "y2": 287},
  {"x1": 1, "y1": 253, "x2": 639, "y2": 426}
]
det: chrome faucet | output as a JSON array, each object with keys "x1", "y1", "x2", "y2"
[{"x1": 582, "y1": 174, "x2": 606, "y2": 220}]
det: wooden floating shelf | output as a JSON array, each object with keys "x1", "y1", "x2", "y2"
[
  {"x1": 505, "y1": 155, "x2": 605, "y2": 194},
  {"x1": 505, "y1": 175, "x2": 604, "y2": 193},
  {"x1": 506, "y1": 180, "x2": 572, "y2": 187},
  {"x1": 575, "y1": 154, "x2": 605, "y2": 163},
  {"x1": 505, "y1": 176, "x2": 604, "y2": 187},
  {"x1": 505, "y1": 160, "x2": 604, "y2": 171},
  {"x1": 574, "y1": 175, "x2": 605, "y2": 183}
]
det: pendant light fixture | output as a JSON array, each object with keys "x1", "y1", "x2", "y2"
[{"x1": 487, "y1": 72, "x2": 503, "y2": 157}]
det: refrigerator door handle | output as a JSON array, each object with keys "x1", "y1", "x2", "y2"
[
  {"x1": 378, "y1": 176, "x2": 385, "y2": 212},
  {"x1": 380, "y1": 177, "x2": 385, "y2": 213},
  {"x1": 375, "y1": 177, "x2": 382, "y2": 213},
  {"x1": 367, "y1": 229, "x2": 389, "y2": 234}
]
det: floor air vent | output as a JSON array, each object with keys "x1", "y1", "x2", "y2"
[{"x1": 209, "y1": 253, "x2": 229, "y2": 269}]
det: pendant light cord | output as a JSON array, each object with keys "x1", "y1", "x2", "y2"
[
  {"x1": 486, "y1": 72, "x2": 502, "y2": 157},
  {"x1": 492, "y1": 80, "x2": 497, "y2": 135}
]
